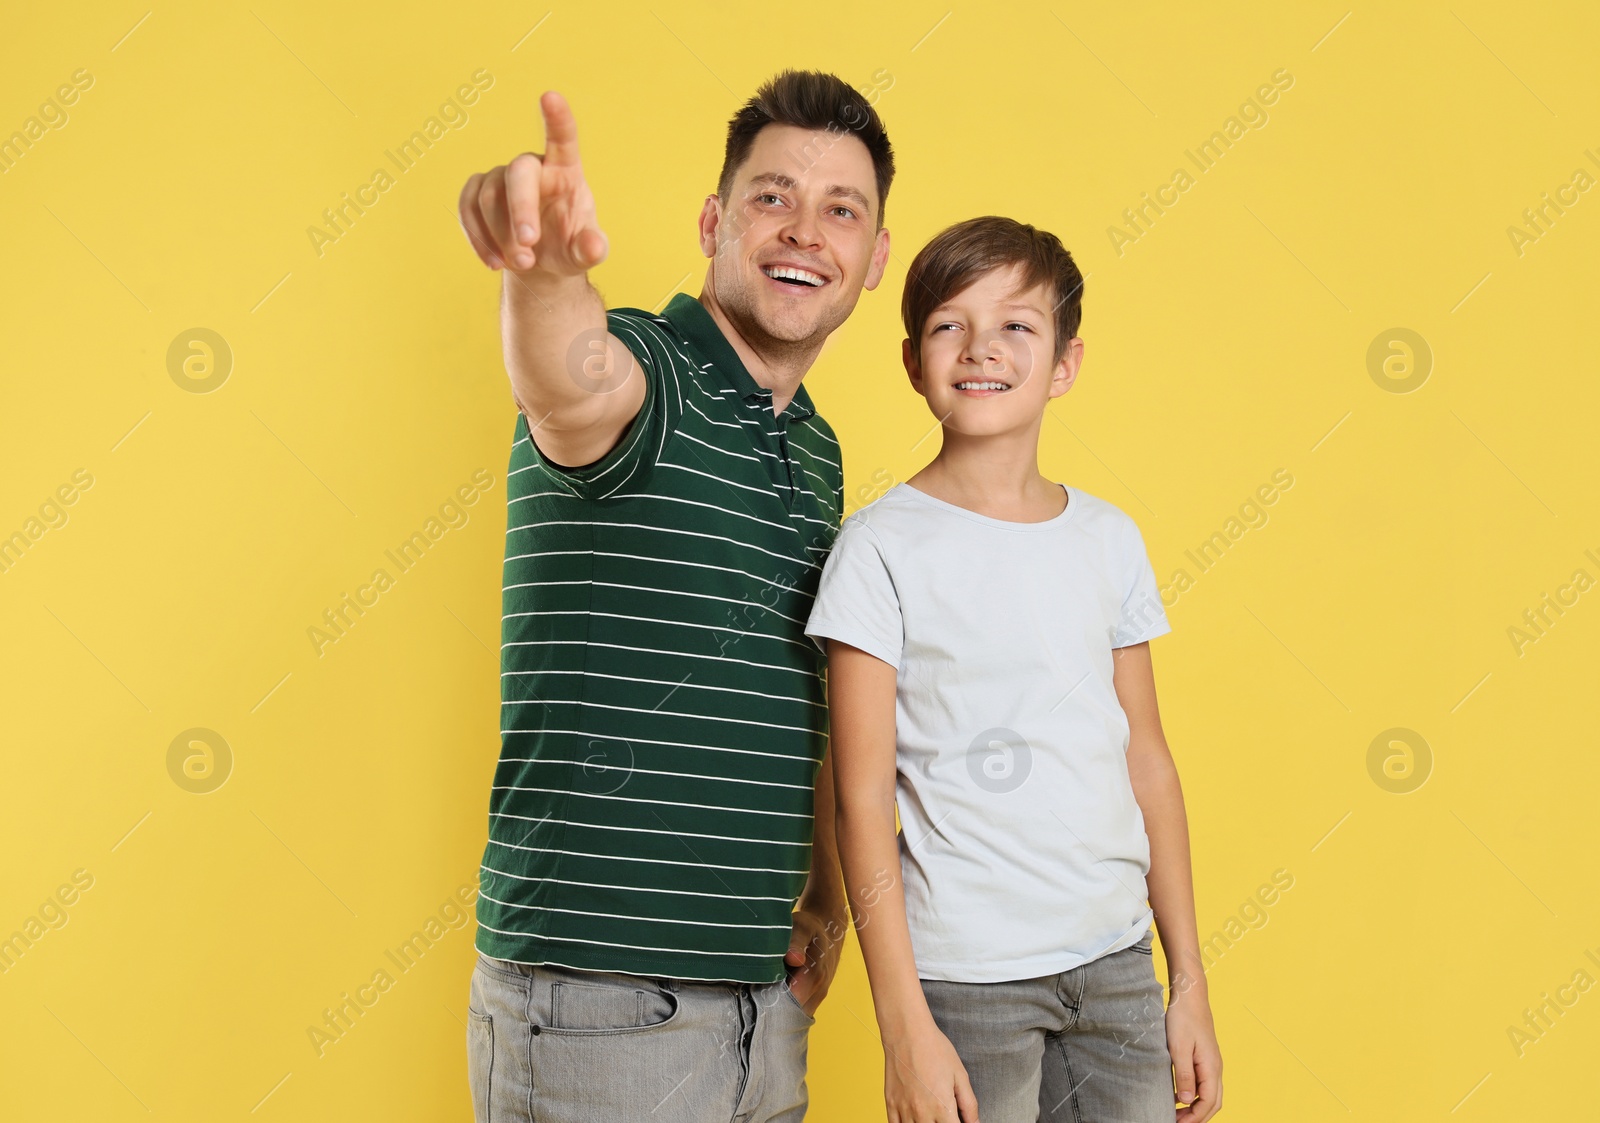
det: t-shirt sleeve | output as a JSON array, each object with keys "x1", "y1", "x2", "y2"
[
  {"x1": 517, "y1": 307, "x2": 686, "y2": 500},
  {"x1": 1111, "y1": 516, "x2": 1171, "y2": 647},
  {"x1": 804, "y1": 518, "x2": 904, "y2": 668}
]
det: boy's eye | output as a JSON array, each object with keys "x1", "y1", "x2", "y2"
[{"x1": 1005, "y1": 322, "x2": 1033, "y2": 332}]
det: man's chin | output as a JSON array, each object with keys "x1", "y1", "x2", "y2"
[{"x1": 749, "y1": 301, "x2": 833, "y2": 346}]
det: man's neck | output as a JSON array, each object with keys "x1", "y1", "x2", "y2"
[{"x1": 697, "y1": 291, "x2": 821, "y2": 415}]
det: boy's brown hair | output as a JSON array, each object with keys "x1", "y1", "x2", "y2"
[
  {"x1": 902, "y1": 216, "x2": 1085, "y2": 366},
  {"x1": 719, "y1": 70, "x2": 896, "y2": 228}
]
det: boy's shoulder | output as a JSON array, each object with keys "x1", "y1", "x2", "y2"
[{"x1": 841, "y1": 482, "x2": 1142, "y2": 537}]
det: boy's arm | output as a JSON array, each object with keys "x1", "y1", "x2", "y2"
[
  {"x1": 1113, "y1": 641, "x2": 1223, "y2": 1123},
  {"x1": 828, "y1": 640, "x2": 979, "y2": 1123}
]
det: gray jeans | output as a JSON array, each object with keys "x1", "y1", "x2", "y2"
[
  {"x1": 920, "y1": 932, "x2": 1176, "y2": 1123},
  {"x1": 466, "y1": 953, "x2": 813, "y2": 1122}
]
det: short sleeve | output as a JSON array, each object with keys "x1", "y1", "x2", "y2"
[
  {"x1": 518, "y1": 307, "x2": 686, "y2": 500},
  {"x1": 804, "y1": 518, "x2": 904, "y2": 668},
  {"x1": 1111, "y1": 517, "x2": 1171, "y2": 648}
]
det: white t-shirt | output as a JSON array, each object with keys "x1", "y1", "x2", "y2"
[{"x1": 805, "y1": 482, "x2": 1170, "y2": 984}]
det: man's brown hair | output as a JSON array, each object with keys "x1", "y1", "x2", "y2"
[
  {"x1": 718, "y1": 70, "x2": 895, "y2": 228},
  {"x1": 902, "y1": 216, "x2": 1085, "y2": 366}
]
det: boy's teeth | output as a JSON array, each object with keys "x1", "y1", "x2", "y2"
[{"x1": 955, "y1": 381, "x2": 1009, "y2": 390}]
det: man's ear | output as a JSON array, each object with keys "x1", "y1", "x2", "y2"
[
  {"x1": 697, "y1": 196, "x2": 721, "y2": 258},
  {"x1": 863, "y1": 226, "x2": 892, "y2": 292},
  {"x1": 1048, "y1": 336, "x2": 1084, "y2": 400},
  {"x1": 903, "y1": 337, "x2": 926, "y2": 397}
]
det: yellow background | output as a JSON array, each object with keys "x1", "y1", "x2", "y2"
[{"x1": 3, "y1": 2, "x2": 1597, "y2": 1118}]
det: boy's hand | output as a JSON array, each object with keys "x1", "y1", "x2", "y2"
[
  {"x1": 1168, "y1": 983, "x2": 1222, "y2": 1121},
  {"x1": 457, "y1": 90, "x2": 608, "y2": 276},
  {"x1": 882, "y1": 1018, "x2": 981, "y2": 1123}
]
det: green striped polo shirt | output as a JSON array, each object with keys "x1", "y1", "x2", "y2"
[{"x1": 475, "y1": 292, "x2": 844, "y2": 983}]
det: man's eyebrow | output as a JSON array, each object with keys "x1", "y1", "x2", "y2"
[{"x1": 745, "y1": 171, "x2": 873, "y2": 213}]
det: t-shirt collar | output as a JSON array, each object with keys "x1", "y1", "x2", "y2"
[{"x1": 660, "y1": 293, "x2": 816, "y2": 422}]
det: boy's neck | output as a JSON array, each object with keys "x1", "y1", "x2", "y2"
[{"x1": 910, "y1": 424, "x2": 1066, "y2": 523}]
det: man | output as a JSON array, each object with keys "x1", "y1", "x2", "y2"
[{"x1": 454, "y1": 70, "x2": 894, "y2": 1121}]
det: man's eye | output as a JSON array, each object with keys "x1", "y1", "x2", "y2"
[
  {"x1": 831, "y1": 206, "x2": 856, "y2": 219},
  {"x1": 757, "y1": 193, "x2": 782, "y2": 205}
]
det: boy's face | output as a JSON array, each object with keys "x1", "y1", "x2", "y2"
[
  {"x1": 699, "y1": 125, "x2": 891, "y2": 349},
  {"x1": 904, "y1": 263, "x2": 1082, "y2": 436}
]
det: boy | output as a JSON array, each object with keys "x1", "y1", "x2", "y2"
[{"x1": 805, "y1": 217, "x2": 1222, "y2": 1123}]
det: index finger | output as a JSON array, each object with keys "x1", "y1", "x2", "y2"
[{"x1": 539, "y1": 90, "x2": 582, "y2": 167}]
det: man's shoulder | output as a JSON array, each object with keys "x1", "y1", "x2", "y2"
[{"x1": 603, "y1": 306, "x2": 704, "y2": 377}]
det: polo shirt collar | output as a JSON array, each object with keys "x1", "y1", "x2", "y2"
[{"x1": 660, "y1": 293, "x2": 816, "y2": 422}]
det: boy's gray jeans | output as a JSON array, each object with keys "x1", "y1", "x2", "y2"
[
  {"x1": 466, "y1": 953, "x2": 813, "y2": 1122},
  {"x1": 921, "y1": 931, "x2": 1177, "y2": 1123}
]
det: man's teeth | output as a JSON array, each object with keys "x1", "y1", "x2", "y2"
[
  {"x1": 763, "y1": 265, "x2": 825, "y2": 287},
  {"x1": 954, "y1": 381, "x2": 1010, "y2": 391}
]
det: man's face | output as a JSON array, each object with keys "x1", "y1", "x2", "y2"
[
  {"x1": 700, "y1": 124, "x2": 890, "y2": 348},
  {"x1": 905, "y1": 263, "x2": 1082, "y2": 438}
]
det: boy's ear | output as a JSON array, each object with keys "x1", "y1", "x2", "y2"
[
  {"x1": 1048, "y1": 336, "x2": 1085, "y2": 400},
  {"x1": 902, "y1": 337, "x2": 926, "y2": 397}
]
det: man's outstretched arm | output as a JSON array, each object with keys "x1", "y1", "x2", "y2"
[{"x1": 457, "y1": 90, "x2": 645, "y2": 467}]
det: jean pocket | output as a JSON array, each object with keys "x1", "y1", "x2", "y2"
[
  {"x1": 777, "y1": 977, "x2": 817, "y2": 1025},
  {"x1": 466, "y1": 1009, "x2": 494, "y2": 1121},
  {"x1": 544, "y1": 978, "x2": 681, "y2": 1036}
]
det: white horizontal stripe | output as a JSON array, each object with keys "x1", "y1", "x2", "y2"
[
  {"x1": 505, "y1": 578, "x2": 807, "y2": 627},
  {"x1": 499, "y1": 725, "x2": 819, "y2": 766},
  {"x1": 681, "y1": 398, "x2": 781, "y2": 461},
  {"x1": 484, "y1": 838, "x2": 807, "y2": 875},
  {"x1": 625, "y1": 492, "x2": 827, "y2": 534},
  {"x1": 498, "y1": 696, "x2": 824, "y2": 735},
  {"x1": 502, "y1": 609, "x2": 812, "y2": 652},
  {"x1": 657, "y1": 459, "x2": 780, "y2": 499},
  {"x1": 505, "y1": 519, "x2": 817, "y2": 570},
  {"x1": 480, "y1": 862, "x2": 796, "y2": 901},
  {"x1": 504, "y1": 549, "x2": 595, "y2": 565},
  {"x1": 477, "y1": 889, "x2": 789, "y2": 930},
  {"x1": 803, "y1": 423, "x2": 841, "y2": 449},
  {"x1": 491, "y1": 785, "x2": 810, "y2": 818},
  {"x1": 475, "y1": 918, "x2": 779, "y2": 957},
  {"x1": 488, "y1": 813, "x2": 810, "y2": 846},
  {"x1": 502, "y1": 667, "x2": 822, "y2": 710},
  {"x1": 678, "y1": 429, "x2": 759, "y2": 463},
  {"x1": 493, "y1": 756, "x2": 811, "y2": 790},
  {"x1": 588, "y1": 550, "x2": 809, "y2": 594},
  {"x1": 509, "y1": 490, "x2": 585, "y2": 505},
  {"x1": 498, "y1": 639, "x2": 821, "y2": 680}
]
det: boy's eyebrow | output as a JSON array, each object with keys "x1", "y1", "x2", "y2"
[
  {"x1": 745, "y1": 171, "x2": 873, "y2": 213},
  {"x1": 930, "y1": 299, "x2": 1050, "y2": 316}
]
